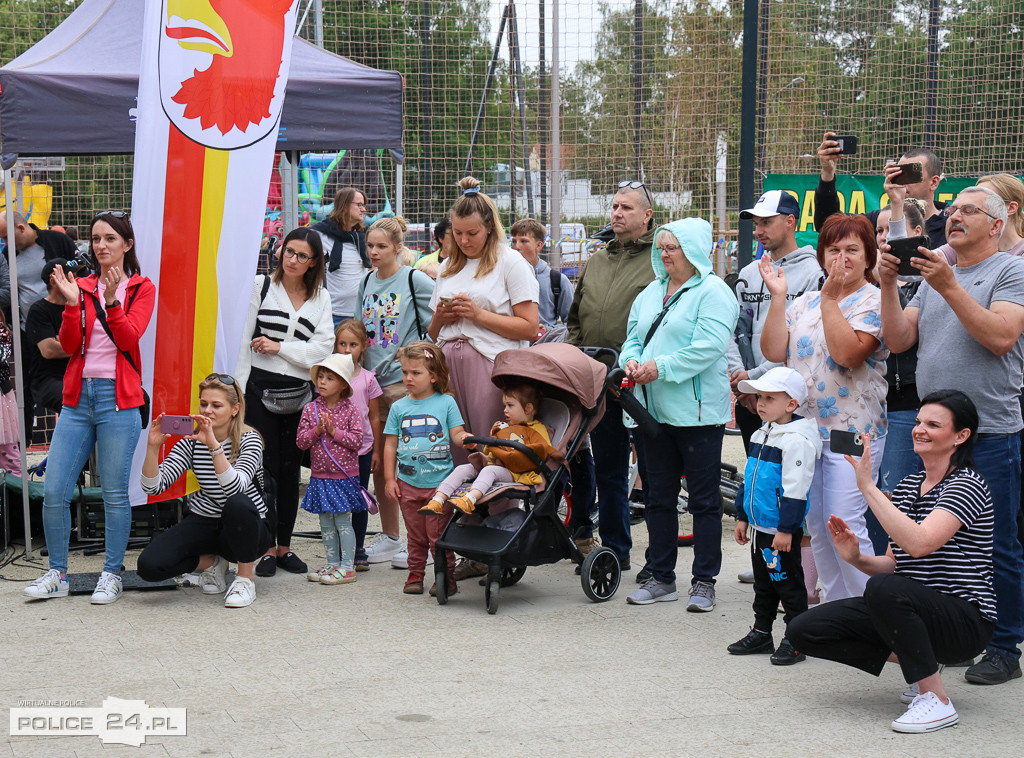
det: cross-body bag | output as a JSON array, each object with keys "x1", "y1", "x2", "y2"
[
  {"x1": 84, "y1": 284, "x2": 150, "y2": 426},
  {"x1": 251, "y1": 274, "x2": 313, "y2": 414},
  {"x1": 312, "y1": 401, "x2": 379, "y2": 514},
  {"x1": 633, "y1": 287, "x2": 688, "y2": 425}
]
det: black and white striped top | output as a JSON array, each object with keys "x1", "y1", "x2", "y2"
[
  {"x1": 235, "y1": 275, "x2": 334, "y2": 390},
  {"x1": 890, "y1": 467, "x2": 996, "y2": 622},
  {"x1": 140, "y1": 432, "x2": 266, "y2": 518}
]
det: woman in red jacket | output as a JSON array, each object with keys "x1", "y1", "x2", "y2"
[{"x1": 23, "y1": 211, "x2": 155, "y2": 605}]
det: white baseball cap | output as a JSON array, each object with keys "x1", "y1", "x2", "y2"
[
  {"x1": 737, "y1": 366, "x2": 808, "y2": 405},
  {"x1": 739, "y1": 190, "x2": 800, "y2": 219}
]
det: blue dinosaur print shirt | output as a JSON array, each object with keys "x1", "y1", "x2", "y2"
[{"x1": 785, "y1": 284, "x2": 889, "y2": 441}]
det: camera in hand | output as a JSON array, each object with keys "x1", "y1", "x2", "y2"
[{"x1": 65, "y1": 251, "x2": 95, "y2": 276}]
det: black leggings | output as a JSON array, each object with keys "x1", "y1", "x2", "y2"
[
  {"x1": 137, "y1": 495, "x2": 274, "y2": 581},
  {"x1": 788, "y1": 572, "x2": 993, "y2": 683},
  {"x1": 244, "y1": 383, "x2": 303, "y2": 547}
]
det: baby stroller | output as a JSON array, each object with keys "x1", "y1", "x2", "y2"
[{"x1": 433, "y1": 343, "x2": 620, "y2": 614}]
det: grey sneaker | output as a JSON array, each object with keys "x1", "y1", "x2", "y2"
[
  {"x1": 626, "y1": 578, "x2": 678, "y2": 605},
  {"x1": 200, "y1": 557, "x2": 228, "y2": 595},
  {"x1": 686, "y1": 580, "x2": 716, "y2": 612}
]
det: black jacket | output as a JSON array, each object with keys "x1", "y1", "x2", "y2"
[
  {"x1": 2, "y1": 223, "x2": 76, "y2": 263},
  {"x1": 309, "y1": 220, "x2": 369, "y2": 272}
]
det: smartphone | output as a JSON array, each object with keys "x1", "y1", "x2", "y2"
[
  {"x1": 890, "y1": 162, "x2": 924, "y2": 185},
  {"x1": 439, "y1": 296, "x2": 454, "y2": 306},
  {"x1": 834, "y1": 134, "x2": 858, "y2": 155},
  {"x1": 888, "y1": 235, "x2": 929, "y2": 277},
  {"x1": 161, "y1": 415, "x2": 195, "y2": 435},
  {"x1": 829, "y1": 430, "x2": 864, "y2": 456}
]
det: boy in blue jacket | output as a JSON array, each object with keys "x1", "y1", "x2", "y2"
[{"x1": 729, "y1": 367, "x2": 822, "y2": 665}]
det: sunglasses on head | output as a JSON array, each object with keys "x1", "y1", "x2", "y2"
[
  {"x1": 617, "y1": 180, "x2": 653, "y2": 207},
  {"x1": 93, "y1": 210, "x2": 128, "y2": 220},
  {"x1": 205, "y1": 373, "x2": 237, "y2": 387}
]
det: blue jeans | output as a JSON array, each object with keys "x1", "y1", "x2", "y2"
[
  {"x1": 641, "y1": 424, "x2": 724, "y2": 585},
  {"x1": 43, "y1": 379, "x2": 142, "y2": 574},
  {"x1": 973, "y1": 433, "x2": 1024, "y2": 661},
  {"x1": 590, "y1": 393, "x2": 632, "y2": 561}
]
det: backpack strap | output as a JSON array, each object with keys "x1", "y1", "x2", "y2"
[{"x1": 549, "y1": 268, "x2": 562, "y2": 312}]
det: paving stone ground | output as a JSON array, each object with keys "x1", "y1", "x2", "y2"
[{"x1": 3, "y1": 436, "x2": 1021, "y2": 757}]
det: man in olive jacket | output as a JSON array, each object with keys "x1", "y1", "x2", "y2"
[{"x1": 567, "y1": 183, "x2": 656, "y2": 569}]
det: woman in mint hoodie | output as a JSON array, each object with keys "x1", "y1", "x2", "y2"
[{"x1": 620, "y1": 217, "x2": 739, "y2": 610}]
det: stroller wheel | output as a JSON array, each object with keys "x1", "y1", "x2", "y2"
[
  {"x1": 485, "y1": 579, "x2": 500, "y2": 614},
  {"x1": 677, "y1": 533, "x2": 695, "y2": 548},
  {"x1": 434, "y1": 549, "x2": 449, "y2": 605},
  {"x1": 581, "y1": 546, "x2": 621, "y2": 602},
  {"x1": 501, "y1": 566, "x2": 526, "y2": 587}
]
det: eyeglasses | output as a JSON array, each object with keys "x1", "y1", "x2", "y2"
[
  {"x1": 93, "y1": 210, "x2": 128, "y2": 219},
  {"x1": 656, "y1": 245, "x2": 682, "y2": 255},
  {"x1": 283, "y1": 248, "x2": 313, "y2": 263},
  {"x1": 941, "y1": 203, "x2": 998, "y2": 221},
  {"x1": 205, "y1": 373, "x2": 237, "y2": 386},
  {"x1": 617, "y1": 180, "x2": 653, "y2": 207}
]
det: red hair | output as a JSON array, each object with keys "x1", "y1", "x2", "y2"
[{"x1": 816, "y1": 214, "x2": 878, "y2": 284}]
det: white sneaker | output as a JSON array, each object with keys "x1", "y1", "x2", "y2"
[
  {"x1": 900, "y1": 664, "x2": 945, "y2": 704},
  {"x1": 364, "y1": 535, "x2": 404, "y2": 564},
  {"x1": 24, "y1": 569, "x2": 69, "y2": 600},
  {"x1": 224, "y1": 577, "x2": 256, "y2": 608},
  {"x1": 307, "y1": 564, "x2": 335, "y2": 583},
  {"x1": 90, "y1": 571, "x2": 123, "y2": 605},
  {"x1": 737, "y1": 569, "x2": 755, "y2": 584},
  {"x1": 891, "y1": 692, "x2": 958, "y2": 733},
  {"x1": 391, "y1": 548, "x2": 432, "y2": 570},
  {"x1": 200, "y1": 557, "x2": 228, "y2": 595}
]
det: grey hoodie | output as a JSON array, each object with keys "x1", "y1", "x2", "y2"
[{"x1": 727, "y1": 245, "x2": 822, "y2": 379}]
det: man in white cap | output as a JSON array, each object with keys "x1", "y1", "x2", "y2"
[{"x1": 729, "y1": 190, "x2": 822, "y2": 449}]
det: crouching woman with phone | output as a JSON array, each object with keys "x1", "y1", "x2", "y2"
[{"x1": 136, "y1": 374, "x2": 273, "y2": 608}]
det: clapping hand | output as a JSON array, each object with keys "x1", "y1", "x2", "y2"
[
  {"x1": 101, "y1": 266, "x2": 123, "y2": 306},
  {"x1": 758, "y1": 254, "x2": 788, "y2": 298},
  {"x1": 828, "y1": 514, "x2": 861, "y2": 564},
  {"x1": 50, "y1": 264, "x2": 81, "y2": 305},
  {"x1": 323, "y1": 414, "x2": 335, "y2": 438}
]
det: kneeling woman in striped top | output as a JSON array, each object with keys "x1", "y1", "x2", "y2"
[
  {"x1": 789, "y1": 390, "x2": 995, "y2": 734},
  {"x1": 137, "y1": 374, "x2": 273, "y2": 608}
]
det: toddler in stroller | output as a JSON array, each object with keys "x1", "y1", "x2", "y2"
[{"x1": 418, "y1": 382, "x2": 562, "y2": 518}]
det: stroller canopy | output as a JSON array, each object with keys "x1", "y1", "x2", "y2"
[{"x1": 491, "y1": 343, "x2": 606, "y2": 410}]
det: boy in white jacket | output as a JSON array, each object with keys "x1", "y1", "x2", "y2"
[{"x1": 728, "y1": 367, "x2": 822, "y2": 665}]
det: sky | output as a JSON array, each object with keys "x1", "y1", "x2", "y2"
[{"x1": 484, "y1": 0, "x2": 621, "y2": 70}]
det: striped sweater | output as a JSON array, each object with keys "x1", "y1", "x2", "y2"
[
  {"x1": 140, "y1": 431, "x2": 266, "y2": 517},
  {"x1": 235, "y1": 275, "x2": 334, "y2": 391}
]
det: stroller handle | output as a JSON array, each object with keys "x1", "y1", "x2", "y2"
[
  {"x1": 462, "y1": 436, "x2": 547, "y2": 472},
  {"x1": 604, "y1": 368, "x2": 664, "y2": 439}
]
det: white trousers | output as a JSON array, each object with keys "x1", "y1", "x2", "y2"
[{"x1": 805, "y1": 436, "x2": 886, "y2": 602}]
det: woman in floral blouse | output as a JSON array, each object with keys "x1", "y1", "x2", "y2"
[{"x1": 761, "y1": 213, "x2": 889, "y2": 602}]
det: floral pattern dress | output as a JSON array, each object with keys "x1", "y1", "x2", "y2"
[{"x1": 786, "y1": 284, "x2": 889, "y2": 441}]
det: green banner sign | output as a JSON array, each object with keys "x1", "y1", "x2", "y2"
[{"x1": 763, "y1": 174, "x2": 977, "y2": 249}]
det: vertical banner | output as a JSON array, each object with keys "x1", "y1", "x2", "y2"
[{"x1": 130, "y1": 0, "x2": 299, "y2": 502}]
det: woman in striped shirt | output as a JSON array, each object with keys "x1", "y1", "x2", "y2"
[
  {"x1": 236, "y1": 227, "x2": 335, "y2": 577},
  {"x1": 137, "y1": 374, "x2": 272, "y2": 608},
  {"x1": 789, "y1": 390, "x2": 995, "y2": 734}
]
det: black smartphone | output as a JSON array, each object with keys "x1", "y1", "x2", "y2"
[
  {"x1": 834, "y1": 134, "x2": 858, "y2": 155},
  {"x1": 888, "y1": 235, "x2": 930, "y2": 277},
  {"x1": 829, "y1": 430, "x2": 865, "y2": 456},
  {"x1": 891, "y1": 162, "x2": 924, "y2": 185}
]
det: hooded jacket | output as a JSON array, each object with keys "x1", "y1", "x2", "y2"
[
  {"x1": 619, "y1": 218, "x2": 739, "y2": 427},
  {"x1": 727, "y1": 245, "x2": 822, "y2": 379},
  {"x1": 566, "y1": 226, "x2": 655, "y2": 355},
  {"x1": 735, "y1": 415, "x2": 822, "y2": 534}
]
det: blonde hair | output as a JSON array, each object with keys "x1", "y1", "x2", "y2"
[
  {"x1": 442, "y1": 176, "x2": 505, "y2": 279},
  {"x1": 197, "y1": 375, "x2": 252, "y2": 465},
  {"x1": 396, "y1": 341, "x2": 452, "y2": 395},
  {"x1": 367, "y1": 215, "x2": 408, "y2": 250},
  {"x1": 978, "y1": 174, "x2": 1024, "y2": 237},
  {"x1": 335, "y1": 319, "x2": 368, "y2": 365}
]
